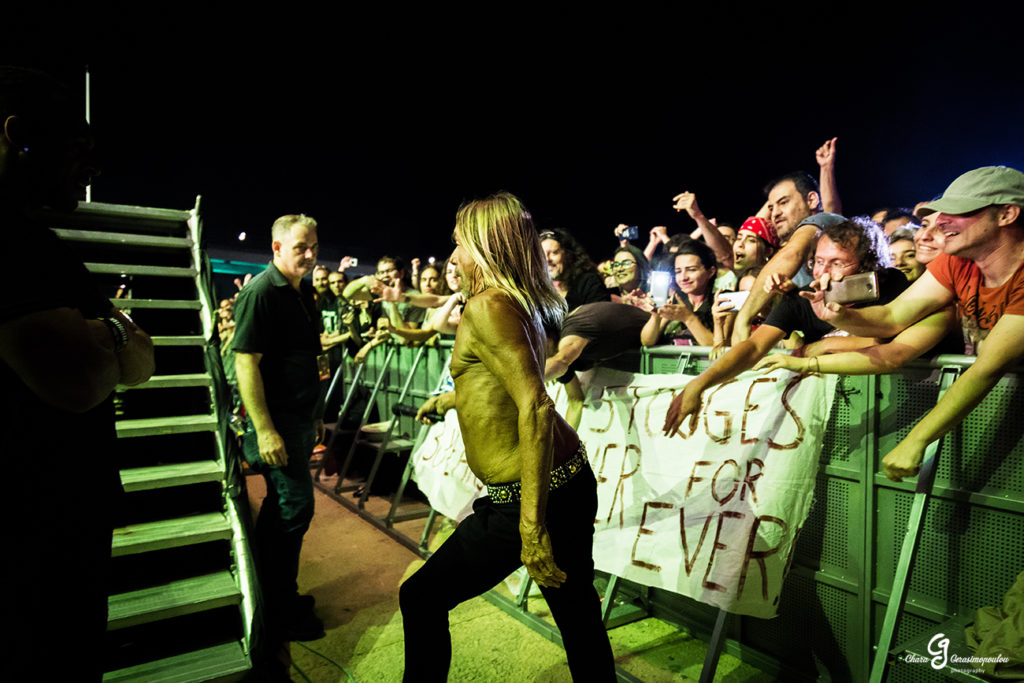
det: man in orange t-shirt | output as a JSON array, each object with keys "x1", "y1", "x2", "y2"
[{"x1": 805, "y1": 166, "x2": 1024, "y2": 481}]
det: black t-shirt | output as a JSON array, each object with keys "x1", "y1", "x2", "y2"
[
  {"x1": 1, "y1": 212, "x2": 121, "y2": 517},
  {"x1": 557, "y1": 302, "x2": 650, "y2": 382},
  {"x1": 233, "y1": 263, "x2": 324, "y2": 418},
  {"x1": 764, "y1": 267, "x2": 909, "y2": 343},
  {"x1": 566, "y1": 270, "x2": 611, "y2": 312}
]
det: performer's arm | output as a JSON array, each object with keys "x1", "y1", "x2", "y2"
[
  {"x1": 464, "y1": 292, "x2": 566, "y2": 588},
  {"x1": 235, "y1": 351, "x2": 289, "y2": 466},
  {"x1": 881, "y1": 313, "x2": 1024, "y2": 481}
]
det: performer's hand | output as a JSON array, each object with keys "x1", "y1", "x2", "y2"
[
  {"x1": 882, "y1": 438, "x2": 925, "y2": 482},
  {"x1": 257, "y1": 428, "x2": 289, "y2": 467},
  {"x1": 415, "y1": 391, "x2": 454, "y2": 424},
  {"x1": 520, "y1": 522, "x2": 566, "y2": 588},
  {"x1": 663, "y1": 384, "x2": 702, "y2": 437}
]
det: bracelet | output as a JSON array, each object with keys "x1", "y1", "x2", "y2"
[{"x1": 99, "y1": 316, "x2": 129, "y2": 352}]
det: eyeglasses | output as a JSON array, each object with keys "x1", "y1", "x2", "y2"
[{"x1": 610, "y1": 260, "x2": 637, "y2": 270}]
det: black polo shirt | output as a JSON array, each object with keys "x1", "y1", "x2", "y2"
[{"x1": 233, "y1": 262, "x2": 324, "y2": 419}]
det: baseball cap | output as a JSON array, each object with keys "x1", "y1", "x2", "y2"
[
  {"x1": 738, "y1": 216, "x2": 780, "y2": 249},
  {"x1": 917, "y1": 166, "x2": 1024, "y2": 217},
  {"x1": 797, "y1": 212, "x2": 847, "y2": 231}
]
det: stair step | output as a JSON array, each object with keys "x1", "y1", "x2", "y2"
[
  {"x1": 119, "y1": 373, "x2": 212, "y2": 390},
  {"x1": 72, "y1": 200, "x2": 193, "y2": 225},
  {"x1": 112, "y1": 512, "x2": 232, "y2": 556},
  {"x1": 116, "y1": 414, "x2": 217, "y2": 438},
  {"x1": 120, "y1": 461, "x2": 223, "y2": 492},
  {"x1": 113, "y1": 299, "x2": 202, "y2": 310},
  {"x1": 52, "y1": 228, "x2": 192, "y2": 249},
  {"x1": 85, "y1": 263, "x2": 197, "y2": 278},
  {"x1": 360, "y1": 437, "x2": 416, "y2": 452},
  {"x1": 151, "y1": 335, "x2": 207, "y2": 347},
  {"x1": 103, "y1": 640, "x2": 249, "y2": 683},
  {"x1": 107, "y1": 570, "x2": 241, "y2": 630}
]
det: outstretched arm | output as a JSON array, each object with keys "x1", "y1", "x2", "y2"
[
  {"x1": 802, "y1": 270, "x2": 952, "y2": 339},
  {"x1": 544, "y1": 335, "x2": 589, "y2": 382},
  {"x1": 881, "y1": 313, "x2": 1024, "y2": 481},
  {"x1": 753, "y1": 307, "x2": 956, "y2": 376},
  {"x1": 663, "y1": 324, "x2": 785, "y2": 436},
  {"x1": 673, "y1": 192, "x2": 734, "y2": 269}
]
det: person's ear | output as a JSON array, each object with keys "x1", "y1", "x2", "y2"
[
  {"x1": 997, "y1": 204, "x2": 1020, "y2": 227},
  {"x1": 272, "y1": 240, "x2": 282, "y2": 256},
  {"x1": 806, "y1": 191, "x2": 821, "y2": 211},
  {"x1": 2, "y1": 115, "x2": 27, "y2": 150}
]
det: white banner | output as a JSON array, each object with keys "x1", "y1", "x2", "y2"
[{"x1": 411, "y1": 369, "x2": 836, "y2": 618}]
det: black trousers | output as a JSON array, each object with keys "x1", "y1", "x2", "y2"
[{"x1": 399, "y1": 461, "x2": 616, "y2": 682}]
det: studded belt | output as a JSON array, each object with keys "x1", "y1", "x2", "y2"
[{"x1": 486, "y1": 442, "x2": 588, "y2": 504}]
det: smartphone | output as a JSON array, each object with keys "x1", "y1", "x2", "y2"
[
  {"x1": 349, "y1": 257, "x2": 359, "y2": 267},
  {"x1": 824, "y1": 272, "x2": 879, "y2": 305},
  {"x1": 623, "y1": 225, "x2": 639, "y2": 241},
  {"x1": 718, "y1": 290, "x2": 750, "y2": 310},
  {"x1": 650, "y1": 271, "x2": 671, "y2": 308}
]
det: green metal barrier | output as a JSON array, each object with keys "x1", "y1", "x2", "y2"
[{"x1": 354, "y1": 342, "x2": 1024, "y2": 682}]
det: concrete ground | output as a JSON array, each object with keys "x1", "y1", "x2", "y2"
[{"x1": 246, "y1": 468, "x2": 777, "y2": 682}]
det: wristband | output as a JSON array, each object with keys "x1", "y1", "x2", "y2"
[{"x1": 99, "y1": 316, "x2": 129, "y2": 352}]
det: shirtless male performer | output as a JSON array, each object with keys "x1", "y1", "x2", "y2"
[{"x1": 401, "y1": 192, "x2": 616, "y2": 682}]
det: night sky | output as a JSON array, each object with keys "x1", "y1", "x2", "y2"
[{"x1": 9, "y1": 8, "x2": 1024, "y2": 270}]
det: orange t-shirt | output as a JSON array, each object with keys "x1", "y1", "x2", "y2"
[{"x1": 928, "y1": 252, "x2": 1024, "y2": 352}]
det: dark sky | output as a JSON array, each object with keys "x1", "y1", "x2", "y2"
[{"x1": 9, "y1": 7, "x2": 1024, "y2": 270}]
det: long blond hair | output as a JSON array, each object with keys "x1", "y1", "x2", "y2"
[{"x1": 454, "y1": 192, "x2": 566, "y2": 331}]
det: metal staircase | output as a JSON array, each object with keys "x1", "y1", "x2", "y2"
[{"x1": 46, "y1": 199, "x2": 255, "y2": 682}]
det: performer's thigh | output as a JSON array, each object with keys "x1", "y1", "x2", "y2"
[{"x1": 405, "y1": 499, "x2": 524, "y2": 608}]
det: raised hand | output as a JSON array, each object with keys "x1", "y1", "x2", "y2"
[
  {"x1": 672, "y1": 191, "x2": 704, "y2": 220},
  {"x1": 649, "y1": 225, "x2": 669, "y2": 245},
  {"x1": 815, "y1": 137, "x2": 838, "y2": 169}
]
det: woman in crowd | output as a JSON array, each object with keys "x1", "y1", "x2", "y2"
[
  {"x1": 889, "y1": 227, "x2": 926, "y2": 282},
  {"x1": 641, "y1": 239, "x2": 717, "y2": 347},
  {"x1": 608, "y1": 244, "x2": 653, "y2": 308}
]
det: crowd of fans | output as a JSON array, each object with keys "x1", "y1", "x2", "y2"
[
  {"x1": 214, "y1": 137, "x2": 966, "y2": 418},
  {"x1": 216, "y1": 139, "x2": 1024, "y2": 491}
]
